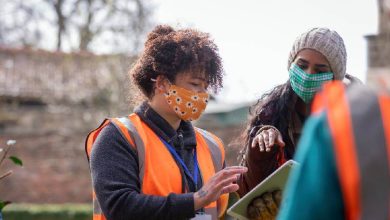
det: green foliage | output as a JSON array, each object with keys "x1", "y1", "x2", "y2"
[
  {"x1": 0, "y1": 140, "x2": 23, "y2": 211},
  {"x1": 0, "y1": 201, "x2": 11, "y2": 212},
  {"x1": 2, "y1": 203, "x2": 92, "y2": 220},
  {"x1": 9, "y1": 156, "x2": 23, "y2": 166}
]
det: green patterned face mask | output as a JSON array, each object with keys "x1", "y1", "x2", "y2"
[{"x1": 289, "y1": 64, "x2": 333, "y2": 103}]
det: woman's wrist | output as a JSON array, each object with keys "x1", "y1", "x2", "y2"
[
  {"x1": 256, "y1": 125, "x2": 279, "y2": 135},
  {"x1": 193, "y1": 190, "x2": 208, "y2": 211}
]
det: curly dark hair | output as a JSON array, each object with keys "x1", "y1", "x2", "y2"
[
  {"x1": 239, "y1": 80, "x2": 296, "y2": 159},
  {"x1": 130, "y1": 24, "x2": 223, "y2": 98}
]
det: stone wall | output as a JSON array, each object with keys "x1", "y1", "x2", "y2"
[
  {"x1": 0, "y1": 104, "x2": 117, "y2": 203},
  {"x1": 366, "y1": 1, "x2": 390, "y2": 89},
  {"x1": 366, "y1": 34, "x2": 390, "y2": 68},
  {"x1": 0, "y1": 47, "x2": 134, "y2": 203}
]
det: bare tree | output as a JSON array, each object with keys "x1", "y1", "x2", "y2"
[
  {"x1": 0, "y1": 0, "x2": 154, "y2": 54},
  {"x1": 0, "y1": 0, "x2": 49, "y2": 48},
  {"x1": 51, "y1": 0, "x2": 66, "y2": 50}
]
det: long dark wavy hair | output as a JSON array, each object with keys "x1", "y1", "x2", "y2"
[{"x1": 239, "y1": 80, "x2": 297, "y2": 159}]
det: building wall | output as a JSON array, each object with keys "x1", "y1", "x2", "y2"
[
  {"x1": 0, "y1": 104, "x2": 112, "y2": 203},
  {"x1": 366, "y1": 1, "x2": 390, "y2": 89},
  {"x1": 366, "y1": 34, "x2": 390, "y2": 89},
  {"x1": 0, "y1": 48, "x2": 134, "y2": 203}
]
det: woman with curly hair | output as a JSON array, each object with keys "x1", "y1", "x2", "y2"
[
  {"x1": 237, "y1": 27, "x2": 360, "y2": 197},
  {"x1": 85, "y1": 25, "x2": 247, "y2": 220}
]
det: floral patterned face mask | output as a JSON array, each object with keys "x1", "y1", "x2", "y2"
[{"x1": 164, "y1": 84, "x2": 209, "y2": 121}]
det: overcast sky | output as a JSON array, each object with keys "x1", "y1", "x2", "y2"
[{"x1": 151, "y1": 0, "x2": 379, "y2": 102}]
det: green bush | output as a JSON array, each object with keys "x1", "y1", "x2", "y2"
[{"x1": 2, "y1": 203, "x2": 92, "y2": 220}]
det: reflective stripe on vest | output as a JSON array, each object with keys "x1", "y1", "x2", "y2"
[
  {"x1": 195, "y1": 127, "x2": 229, "y2": 215},
  {"x1": 195, "y1": 128, "x2": 224, "y2": 171},
  {"x1": 85, "y1": 113, "x2": 228, "y2": 220},
  {"x1": 316, "y1": 82, "x2": 390, "y2": 220},
  {"x1": 112, "y1": 117, "x2": 146, "y2": 185}
]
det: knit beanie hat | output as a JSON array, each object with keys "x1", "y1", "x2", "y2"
[{"x1": 287, "y1": 28, "x2": 347, "y2": 80}]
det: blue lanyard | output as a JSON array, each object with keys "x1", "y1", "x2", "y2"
[{"x1": 159, "y1": 138, "x2": 199, "y2": 189}]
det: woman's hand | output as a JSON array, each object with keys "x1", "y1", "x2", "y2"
[
  {"x1": 193, "y1": 166, "x2": 247, "y2": 210},
  {"x1": 251, "y1": 127, "x2": 285, "y2": 152}
]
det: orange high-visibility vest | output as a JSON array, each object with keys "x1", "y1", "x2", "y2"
[
  {"x1": 85, "y1": 113, "x2": 229, "y2": 220},
  {"x1": 312, "y1": 82, "x2": 390, "y2": 220}
]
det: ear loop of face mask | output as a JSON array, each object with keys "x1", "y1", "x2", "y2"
[{"x1": 151, "y1": 77, "x2": 172, "y2": 95}]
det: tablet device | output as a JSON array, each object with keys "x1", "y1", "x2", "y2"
[{"x1": 227, "y1": 160, "x2": 297, "y2": 220}]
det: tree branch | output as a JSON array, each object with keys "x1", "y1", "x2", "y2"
[
  {"x1": 0, "y1": 170, "x2": 13, "y2": 181},
  {"x1": 0, "y1": 145, "x2": 11, "y2": 168}
]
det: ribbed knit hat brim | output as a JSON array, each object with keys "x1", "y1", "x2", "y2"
[{"x1": 287, "y1": 28, "x2": 347, "y2": 80}]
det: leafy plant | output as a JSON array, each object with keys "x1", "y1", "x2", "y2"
[{"x1": 0, "y1": 140, "x2": 23, "y2": 212}]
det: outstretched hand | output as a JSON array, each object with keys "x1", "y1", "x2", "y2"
[{"x1": 194, "y1": 166, "x2": 247, "y2": 210}]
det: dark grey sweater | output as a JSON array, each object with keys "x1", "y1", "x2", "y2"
[{"x1": 90, "y1": 102, "x2": 203, "y2": 220}]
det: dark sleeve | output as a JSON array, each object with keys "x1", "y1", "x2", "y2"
[
  {"x1": 237, "y1": 124, "x2": 280, "y2": 196},
  {"x1": 238, "y1": 144, "x2": 279, "y2": 196},
  {"x1": 90, "y1": 122, "x2": 195, "y2": 220}
]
